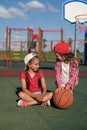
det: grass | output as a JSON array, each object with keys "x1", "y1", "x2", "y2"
[{"x1": 0, "y1": 50, "x2": 83, "y2": 62}]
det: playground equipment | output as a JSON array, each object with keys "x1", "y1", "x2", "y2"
[
  {"x1": 6, "y1": 27, "x2": 34, "y2": 59},
  {"x1": 0, "y1": 53, "x2": 11, "y2": 67},
  {"x1": 13, "y1": 31, "x2": 21, "y2": 61},
  {"x1": 5, "y1": 27, "x2": 63, "y2": 61},
  {"x1": 13, "y1": 52, "x2": 20, "y2": 61}
]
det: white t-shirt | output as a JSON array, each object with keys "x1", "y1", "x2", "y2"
[{"x1": 61, "y1": 62, "x2": 69, "y2": 87}]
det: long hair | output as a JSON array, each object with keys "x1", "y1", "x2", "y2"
[
  {"x1": 25, "y1": 56, "x2": 41, "y2": 88},
  {"x1": 25, "y1": 66, "x2": 29, "y2": 88},
  {"x1": 61, "y1": 53, "x2": 74, "y2": 63}
]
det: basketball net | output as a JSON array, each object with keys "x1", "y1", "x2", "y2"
[{"x1": 75, "y1": 14, "x2": 87, "y2": 25}]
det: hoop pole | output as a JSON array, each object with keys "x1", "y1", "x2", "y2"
[
  {"x1": 74, "y1": 21, "x2": 78, "y2": 58},
  {"x1": 60, "y1": 28, "x2": 63, "y2": 41}
]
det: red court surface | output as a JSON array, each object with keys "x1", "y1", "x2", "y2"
[{"x1": 0, "y1": 69, "x2": 87, "y2": 77}]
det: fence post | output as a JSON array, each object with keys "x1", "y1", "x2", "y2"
[{"x1": 38, "y1": 28, "x2": 43, "y2": 61}]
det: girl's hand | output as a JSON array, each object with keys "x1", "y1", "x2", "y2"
[
  {"x1": 65, "y1": 86, "x2": 73, "y2": 94},
  {"x1": 66, "y1": 85, "x2": 74, "y2": 91},
  {"x1": 35, "y1": 94, "x2": 44, "y2": 102},
  {"x1": 55, "y1": 86, "x2": 63, "y2": 93},
  {"x1": 55, "y1": 88, "x2": 59, "y2": 93}
]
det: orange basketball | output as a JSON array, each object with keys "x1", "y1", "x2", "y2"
[{"x1": 53, "y1": 87, "x2": 74, "y2": 109}]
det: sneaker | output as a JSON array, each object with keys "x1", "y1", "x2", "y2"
[
  {"x1": 17, "y1": 99, "x2": 29, "y2": 107},
  {"x1": 41, "y1": 100, "x2": 51, "y2": 107},
  {"x1": 47, "y1": 100, "x2": 51, "y2": 106}
]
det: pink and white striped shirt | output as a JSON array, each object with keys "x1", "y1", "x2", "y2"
[{"x1": 55, "y1": 58, "x2": 79, "y2": 90}]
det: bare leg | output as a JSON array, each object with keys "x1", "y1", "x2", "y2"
[
  {"x1": 18, "y1": 91, "x2": 39, "y2": 106},
  {"x1": 42, "y1": 92, "x2": 53, "y2": 102},
  {"x1": 18, "y1": 91, "x2": 53, "y2": 106}
]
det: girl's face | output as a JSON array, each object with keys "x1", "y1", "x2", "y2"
[
  {"x1": 28, "y1": 58, "x2": 39, "y2": 72},
  {"x1": 56, "y1": 53, "x2": 63, "y2": 61},
  {"x1": 56, "y1": 53, "x2": 70, "y2": 63}
]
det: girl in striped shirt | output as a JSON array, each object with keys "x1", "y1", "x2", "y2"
[{"x1": 54, "y1": 41, "x2": 79, "y2": 93}]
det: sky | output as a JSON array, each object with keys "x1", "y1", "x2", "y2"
[{"x1": 0, "y1": 0, "x2": 87, "y2": 51}]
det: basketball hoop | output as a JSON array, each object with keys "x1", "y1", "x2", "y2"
[
  {"x1": 63, "y1": 0, "x2": 87, "y2": 58},
  {"x1": 74, "y1": 14, "x2": 87, "y2": 58},
  {"x1": 75, "y1": 14, "x2": 87, "y2": 24}
]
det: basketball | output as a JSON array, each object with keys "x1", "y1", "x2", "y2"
[{"x1": 53, "y1": 87, "x2": 74, "y2": 109}]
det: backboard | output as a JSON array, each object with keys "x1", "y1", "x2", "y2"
[{"x1": 63, "y1": 0, "x2": 87, "y2": 24}]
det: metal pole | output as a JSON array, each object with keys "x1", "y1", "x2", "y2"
[
  {"x1": 38, "y1": 27, "x2": 43, "y2": 61},
  {"x1": 74, "y1": 22, "x2": 78, "y2": 58},
  {"x1": 60, "y1": 28, "x2": 63, "y2": 41}
]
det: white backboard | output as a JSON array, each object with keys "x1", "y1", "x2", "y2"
[{"x1": 63, "y1": 0, "x2": 87, "y2": 23}]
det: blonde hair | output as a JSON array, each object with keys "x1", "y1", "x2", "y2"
[{"x1": 25, "y1": 56, "x2": 39, "y2": 87}]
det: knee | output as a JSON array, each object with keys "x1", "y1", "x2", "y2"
[
  {"x1": 50, "y1": 92, "x2": 53, "y2": 98},
  {"x1": 18, "y1": 91, "x2": 24, "y2": 98},
  {"x1": 48, "y1": 92, "x2": 53, "y2": 99}
]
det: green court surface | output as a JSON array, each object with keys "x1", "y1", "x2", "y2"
[
  {"x1": 0, "y1": 60, "x2": 55, "y2": 70},
  {"x1": 0, "y1": 76, "x2": 87, "y2": 130},
  {"x1": 0, "y1": 60, "x2": 87, "y2": 71}
]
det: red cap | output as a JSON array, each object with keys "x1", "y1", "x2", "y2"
[
  {"x1": 33, "y1": 34, "x2": 38, "y2": 39},
  {"x1": 54, "y1": 41, "x2": 71, "y2": 54}
]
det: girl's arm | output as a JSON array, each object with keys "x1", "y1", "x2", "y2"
[
  {"x1": 66, "y1": 68, "x2": 79, "y2": 90},
  {"x1": 40, "y1": 77, "x2": 47, "y2": 96},
  {"x1": 66, "y1": 59, "x2": 79, "y2": 90},
  {"x1": 55, "y1": 62, "x2": 63, "y2": 88}
]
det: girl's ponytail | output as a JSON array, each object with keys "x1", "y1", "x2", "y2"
[{"x1": 25, "y1": 66, "x2": 29, "y2": 88}]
